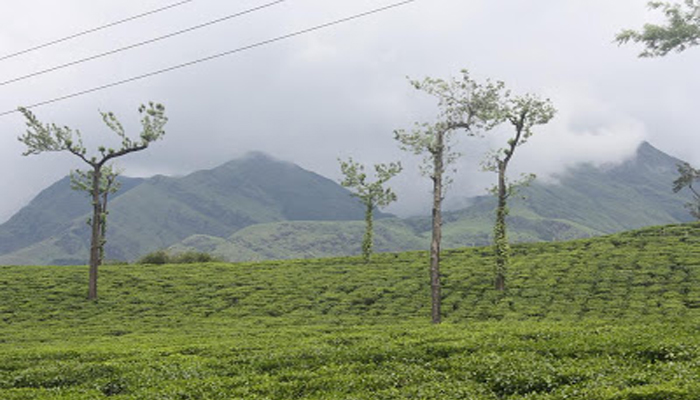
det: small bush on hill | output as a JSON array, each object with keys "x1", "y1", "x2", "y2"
[
  {"x1": 138, "y1": 250, "x2": 221, "y2": 265},
  {"x1": 138, "y1": 250, "x2": 170, "y2": 265}
]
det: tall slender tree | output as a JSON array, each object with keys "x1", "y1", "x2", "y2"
[
  {"x1": 482, "y1": 94, "x2": 556, "y2": 291},
  {"x1": 338, "y1": 158, "x2": 402, "y2": 263},
  {"x1": 18, "y1": 103, "x2": 167, "y2": 300},
  {"x1": 395, "y1": 70, "x2": 503, "y2": 324},
  {"x1": 616, "y1": 0, "x2": 700, "y2": 57}
]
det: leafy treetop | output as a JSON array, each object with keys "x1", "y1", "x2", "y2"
[
  {"x1": 339, "y1": 158, "x2": 402, "y2": 208},
  {"x1": 616, "y1": 0, "x2": 700, "y2": 57},
  {"x1": 395, "y1": 70, "x2": 504, "y2": 184},
  {"x1": 482, "y1": 93, "x2": 556, "y2": 194},
  {"x1": 18, "y1": 102, "x2": 167, "y2": 167}
]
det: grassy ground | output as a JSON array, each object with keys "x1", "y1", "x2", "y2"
[{"x1": 1, "y1": 223, "x2": 699, "y2": 398}]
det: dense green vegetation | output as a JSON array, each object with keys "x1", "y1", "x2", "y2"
[
  {"x1": 2, "y1": 322, "x2": 698, "y2": 399},
  {"x1": 1, "y1": 223, "x2": 699, "y2": 398},
  {"x1": 137, "y1": 250, "x2": 222, "y2": 265}
]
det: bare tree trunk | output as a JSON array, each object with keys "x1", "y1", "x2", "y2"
[
  {"x1": 494, "y1": 161, "x2": 509, "y2": 292},
  {"x1": 430, "y1": 131, "x2": 444, "y2": 324},
  {"x1": 99, "y1": 180, "x2": 112, "y2": 265},
  {"x1": 363, "y1": 201, "x2": 374, "y2": 263},
  {"x1": 88, "y1": 165, "x2": 102, "y2": 300},
  {"x1": 99, "y1": 201, "x2": 107, "y2": 265}
]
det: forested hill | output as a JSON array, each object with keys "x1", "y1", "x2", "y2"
[
  {"x1": 0, "y1": 176, "x2": 144, "y2": 256},
  {"x1": 437, "y1": 141, "x2": 694, "y2": 248},
  {"x1": 0, "y1": 152, "x2": 377, "y2": 265},
  {"x1": 0, "y1": 142, "x2": 694, "y2": 265},
  {"x1": 171, "y1": 141, "x2": 695, "y2": 262}
]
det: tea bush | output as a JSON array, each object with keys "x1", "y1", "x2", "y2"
[{"x1": 1, "y1": 223, "x2": 700, "y2": 398}]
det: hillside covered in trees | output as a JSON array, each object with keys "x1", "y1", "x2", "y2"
[{"x1": 0, "y1": 141, "x2": 690, "y2": 265}]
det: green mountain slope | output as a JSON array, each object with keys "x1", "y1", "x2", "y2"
[
  {"x1": 439, "y1": 141, "x2": 694, "y2": 247},
  {"x1": 172, "y1": 142, "x2": 694, "y2": 261},
  {"x1": 523, "y1": 142, "x2": 690, "y2": 230},
  {"x1": 0, "y1": 142, "x2": 694, "y2": 265},
  {"x1": 170, "y1": 218, "x2": 427, "y2": 262},
  {"x1": 0, "y1": 153, "x2": 373, "y2": 265},
  {"x1": 0, "y1": 176, "x2": 143, "y2": 256}
]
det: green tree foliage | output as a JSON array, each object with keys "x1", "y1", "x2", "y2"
[
  {"x1": 338, "y1": 158, "x2": 402, "y2": 263},
  {"x1": 673, "y1": 162, "x2": 700, "y2": 219},
  {"x1": 17, "y1": 103, "x2": 167, "y2": 300},
  {"x1": 395, "y1": 70, "x2": 503, "y2": 324},
  {"x1": 483, "y1": 93, "x2": 556, "y2": 291},
  {"x1": 616, "y1": 0, "x2": 700, "y2": 57}
]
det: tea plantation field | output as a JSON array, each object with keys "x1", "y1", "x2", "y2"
[{"x1": 1, "y1": 223, "x2": 699, "y2": 399}]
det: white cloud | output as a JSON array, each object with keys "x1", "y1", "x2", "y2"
[{"x1": 1, "y1": 0, "x2": 699, "y2": 220}]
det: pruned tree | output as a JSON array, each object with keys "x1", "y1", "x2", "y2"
[
  {"x1": 673, "y1": 162, "x2": 700, "y2": 219},
  {"x1": 482, "y1": 93, "x2": 556, "y2": 291},
  {"x1": 395, "y1": 70, "x2": 503, "y2": 324},
  {"x1": 70, "y1": 164, "x2": 122, "y2": 264},
  {"x1": 616, "y1": 0, "x2": 700, "y2": 57},
  {"x1": 338, "y1": 158, "x2": 402, "y2": 263},
  {"x1": 18, "y1": 103, "x2": 167, "y2": 300}
]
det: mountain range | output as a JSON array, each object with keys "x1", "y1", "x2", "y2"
[
  {"x1": 0, "y1": 152, "x2": 380, "y2": 265},
  {"x1": 0, "y1": 142, "x2": 693, "y2": 265}
]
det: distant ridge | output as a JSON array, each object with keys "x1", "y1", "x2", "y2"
[
  {"x1": 0, "y1": 176, "x2": 144, "y2": 256},
  {"x1": 0, "y1": 143, "x2": 694, "y2": 265},
  {"x1": 0, "y1": 152, "x2": 374, "y2": 265},
  {"x1": 172, "y1": 141, "x2": 696, "y2": 262},
  {"x1": 437, "y1": 141, "x2": 693, "y2": 248}
]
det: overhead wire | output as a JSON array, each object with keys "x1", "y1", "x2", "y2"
[
  {"x1": 0, "y1": 0, "x2": 417, "y2": 118},
  {"x1": 0, "y1": 0, "x2": 286, "y2": 88},
  {"x1": 0, "y1": 0, "x2": 197, "y2": 62}
]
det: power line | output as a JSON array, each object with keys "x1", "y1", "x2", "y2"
[
  {"x1": 0, "y1": 0, "x2": 286, "y2": 88},
  {"x1": 0, "y1": 0, "x2": 197, "y2": 62},
  {"x1": 1, "y1": 0, "x2": 417, "y2": 118}
]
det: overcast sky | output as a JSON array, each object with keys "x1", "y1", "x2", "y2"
[{"x1": 1, "y1": 0, "x2": 699, "y2": 221}]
